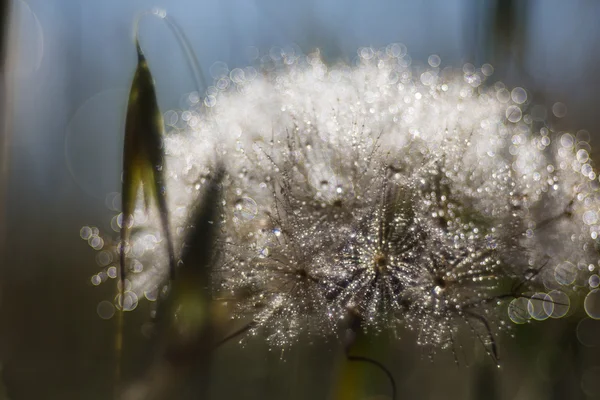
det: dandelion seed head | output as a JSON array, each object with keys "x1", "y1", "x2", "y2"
[{"x1": 81, "y1": 45, "x2": 600, "y2": 355}]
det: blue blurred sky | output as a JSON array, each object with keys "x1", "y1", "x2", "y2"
[{"x1": 8, "y1": 0, "x2": 600, "y2": 204}]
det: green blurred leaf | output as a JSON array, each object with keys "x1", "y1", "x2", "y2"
[{"x1": 120, "y1": 37, "x2": 176, "y2": 285}]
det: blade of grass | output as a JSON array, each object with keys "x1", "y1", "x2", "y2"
[
  {"x1": 121, "y1": 167, "x2": 224, "y2": 400},
  {"x1": 117, "y1": 11, "x2": 214, "y2": 393},
  {"x1": 116, "y1": 20, "x2": 177, "y2": 389}
]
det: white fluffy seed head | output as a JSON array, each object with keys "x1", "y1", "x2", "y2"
[{"x1": 83, "y1": 45, "x2": 600, "y2": 352}]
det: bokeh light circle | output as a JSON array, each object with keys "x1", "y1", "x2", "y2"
[
  {"x1": 508, "y1": 297, "x2": 531, "y2": 324},
  {"x1": 546, "y1": 290, "x2": 570, "y2": 318},
  {"x1": 576, "y1": 318, "x2": 600, "y2": 347},
  {"x1": 554, "y1": 261, "x2": 577, "y2": 286},
  {"x1": 116, "y1": 291, "x2": 139, "y2": 312},
  {"x1": 584, "y1": 289, "x2": 600, "y2": 319},
  {"x1": 528, "y1": 293, "x2": 551, "y2": 320},
  {"x1": 97, "y1": 301, "x2": 115, "y2": 320}
]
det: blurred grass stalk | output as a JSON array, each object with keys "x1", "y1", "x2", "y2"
[
  {"x1": 0, "y1": 2, "x2": 11, "y2": 395},
  {"x1": 121, "y1": 169, "x2": 225, "y2": 400},
  {"x1": 0, "y1": 0, "x2": 9, "y2": 376},
  {"x1": 0, "y1": 0, "x2": 11, "y2": 276}
]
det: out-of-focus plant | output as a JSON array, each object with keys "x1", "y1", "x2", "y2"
[{"x1": 0, "y1": 0, "x2": 11, "y2": 280}]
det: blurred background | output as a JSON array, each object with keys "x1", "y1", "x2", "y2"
[{"x1": 2, "y1": 0, "x2": 600, "y2": 399}]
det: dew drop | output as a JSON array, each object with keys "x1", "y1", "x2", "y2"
[{"x1": 234, "y1": 197, "x2": 258, "y2": 220}]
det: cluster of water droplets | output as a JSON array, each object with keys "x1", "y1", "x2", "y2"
[{"x1": 81, "y1": 44, "x2": 600, "y2": 355}]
